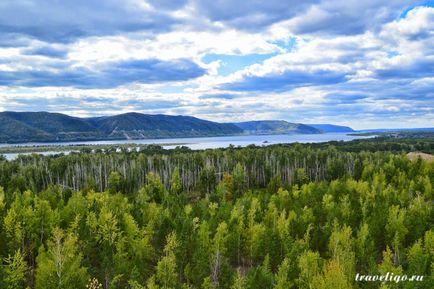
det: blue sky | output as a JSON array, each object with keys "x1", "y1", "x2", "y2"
[{"x1": 0, "y1": 0, "x2": 433, "y2": 129}]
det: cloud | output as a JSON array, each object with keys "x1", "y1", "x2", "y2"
[
  {"x1": 198, "y1": 93, "x2": 237, "y2": 99},
  {"x1": 22, "y1": 45, "x2": 68, "y2": 58},
  {"x1": 322, "y1": 93, "x2": 368, "y2": 104},
  {"x1": 191, "y1": 0, "x2": 319, "y2": 31},
  {"x1": 0, "y1": 1, "x2": 433, "y2": 129},
  {"x1": 0, "y1": 0, "x2": 179, "y2": 43},
  {"x1": 273, "y1": 0, "x2": 416, "y2": 35},
  {"x1": 0, "y1": 58, "x2": 206, "y2": 88},
  {"x1": 222, "y1": 69, "x2": 348, "y2": 91}
]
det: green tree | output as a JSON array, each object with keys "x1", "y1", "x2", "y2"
[
  {"x1": 297, "y1": 250, "x2": 322, "y2": 289},
  {"x1": 108, "y1": 171, "x2": 123, "y2": 194},
  {"x1": 35, "y1": 228, "x2": 88, "y2": 289},
  {"x1": 3, "y1": 249, "x2": 28, "y2": 289},
  {"x1": 233, "y1": 163, "x2": 246, "y2": 198},
  {"x1": 274, "y1": 258, "x2": 292, "y2": 289},
  {"x1": 199, "y1": 166, "x2": 217, "y2": 197},
  {"x1": 153, "y1": 232, "x2": 178, "y2": 289},
  {"x1": 170, "y1": 167, "x2": 183, "y2": 195},
  {"x1": 145, "y1": 172, "x2": 166, "y2": 203}
]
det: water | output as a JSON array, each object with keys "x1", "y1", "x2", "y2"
[
  {"x1": 1, "y1": 133, "x2": 373, "y2": 160},
  {"x1": 2, "y1": 151, "x2": 73, "y2": 161}
]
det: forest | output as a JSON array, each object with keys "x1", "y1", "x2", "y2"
[{"x1": 0, "y1": 137, "x2": 433, "y2": 289}]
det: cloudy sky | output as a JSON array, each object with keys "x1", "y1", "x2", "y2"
[{"x1": 0, "y1": 0, "x2": 433, "y2": 129}]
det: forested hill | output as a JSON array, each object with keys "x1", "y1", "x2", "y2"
[
  {"x1": 85, "y1": 113, "x2": 243, "y2": 139},
  {"x1": 231, "y1": 120, "x2": 321, "y2": 134},
  {"x1": 0, "y1": 111, "x2": 243, "y2": 143},
  {"x1": 308, "y1": 124, "x2": 354, "y2": 133},
  {"x1": 0, "y1": 112, "x2": 330, "y2": 143}
]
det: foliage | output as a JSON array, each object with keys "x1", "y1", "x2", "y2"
[{"x1": 0, "y1": 139, "x2": 433, "y2": 288}]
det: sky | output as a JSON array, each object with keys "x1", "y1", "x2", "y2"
[{"x1": 0, "y1": 0, "x2": 433, "y2": 129}]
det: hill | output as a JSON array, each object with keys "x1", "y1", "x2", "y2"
[
  {"x1": 0, "y1": 111, "x2": 103, "y2": 142},
  {"x1": 0, "y1": 112, "x2": 338, "y2": 143},
  {"x1": 308, "y1": 124, "x2": 354, "y2": 133},
  {"x1": 231, "y1": 120, "x2": 321, "y2": 135},
  {"x1": 87, "y1": 113, "x2": 242, "y2": 139},
  {"x1": 0, "y1": 111, "x2": 242, "y2": 143}
]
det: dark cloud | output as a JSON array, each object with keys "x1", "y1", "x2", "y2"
[
  {"x1": 0, "y1": 0, "x2": 179, "y2": 43},
  {"x1": 6, "y1": 96, "x2": 183, "y2": 113},
  {"x1": 222, "y1": 69, "x2": 348, "y2": 92},
  {"x1": 285, "y1": 0, "x2": 415, "y2": 35},
  {"x1": 147, "y1": 0, "x2": 189, "y2": 10},
  {"x1": 22, "y1": 46, "x2": 68, "y2": 58},
  {"x1": 192, "y1": 0, "x2": 319, "y2": 31},
  {"x1": 199, "y1": 93, "x2": 237, "y2": 99},
  {"x1": 0, "y1": 58, "x2": 206, "y2": 88},
  {"x1": 191, "y1": 0, "x2": 416, "y2": 35},
  {"x1": 375, "y1": 58, "x2": 434, "y2": 79},
  {"x1": 123, "y1": 99, "x2": 181, "y2": 109},
  {"x1": 322, "y1": 93, "x2": 368, "y2": 105}
]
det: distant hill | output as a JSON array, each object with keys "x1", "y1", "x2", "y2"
[
  {"x1": 231, "y1": 120, "x2": 321, "y2": 135},
  {"x1": 0, "y1": 111, "x2": 242, "y2": 143},
  {"x1": 0, "y1": 114, "x2": 53, "y2": 143},
  {"x1": 0, "y1": 112, "x2": 354, "y2": 144},
  {"x1": 308, "y1": 124, "x2": 354, "y2": 133},
  {"x1": 0, "y1": 112, "x2": 101, "y2": 142},
  {"x1": 358, "y1": 127, "x2": 434, "y2": 133},
  {"x1": 87, "y1": 113, "x2": 242, "y2": 139}
]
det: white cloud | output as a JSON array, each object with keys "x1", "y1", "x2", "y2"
[{"x1": 0, "y1": 1, "x2": 433, "y2": 128}]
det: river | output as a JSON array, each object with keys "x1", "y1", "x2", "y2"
[{"x1": 1, "y1": 132, "x2": 373, "y2": 160}]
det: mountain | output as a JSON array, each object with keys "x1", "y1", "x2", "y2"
[
  {"x1": 0, "y1": 112, "x2": 336, "y2": 144},
  {"x1": 231, "y1": 120, "x2": 321, "y2": 134},
  {"x1": 0, "y1": 111, "x2": 242, "y2": 143},
  {"x1": 0, "y1": 112, "x2": 101, "y2": 142},
  {"x1": 308, "y1": 124, "x2": 354, "y2": 133},
  {"x1": 87, "y1": 113, "x2": 242, "y2": 139},
  {"x1": 0, "y1": 114, "x2": 53, "y2": 143}
]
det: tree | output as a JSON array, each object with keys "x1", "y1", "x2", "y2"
[
  {"x1": 233, "y1": 163, "x2": 246, "y2": 198},
  {"x1": 246, "y1": 255, "x2": 274, "y2": 289},
  {"x1": 145, "y1": 172, "x2": 166, "y2": 203},
  {"x1": 170, "y1": 167, "x2": 183, "y2": 195},
  {"x1": 378, "y1": 247, "x2": 403, "y2": 289},
  {"x1": 199, "y1": 166, "x2": 217, "y2": 197},
  {"x1": 355, "y1": 223, "x2": 376, "y2": 274},
  {"x1": 35, "y1": 228, "x2": 88, "y2": 289},
  {"x1": 295, "y1": 168, "x2": 309, "y2": 187},
  {"x1": 3, "y1": 249, "x2": 28, "y2": 289},
  {"x1": 297, "y1": 250, "x2": 322, "y2": 289},
  {"x1": 385, "y1": 206, "x2": 408, "y2": 265},
  {"x1": 274, "y1": 258, "x2": 292, "y2": 289},
  {"x1": 407, "y1": 240, "x2": 429, "y2": 276},
  {"x1": 231, "y1": 271, "x2": 246, "y2": 289},
  {"x1": 328, "y1": 225, "x2": 355, "y2": 282},
  {"x1": 108, "y1": 171, "x2": 123, "y2": 194},
  {"x1": 210, "y1": 222, "x2": 229, "y2": 288},
  {"x1": 221, "y1": 173, "x2": 234, "y2": 202},
  {"x1": 191, "y1": 221, "x2": 211, "y2": 286},
  {"x1": 311, "y1": 259, "x2": 352, "y2": 289},
  {"x1": 153, "y1": 232, "x2": 178, "y2": 289}
]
